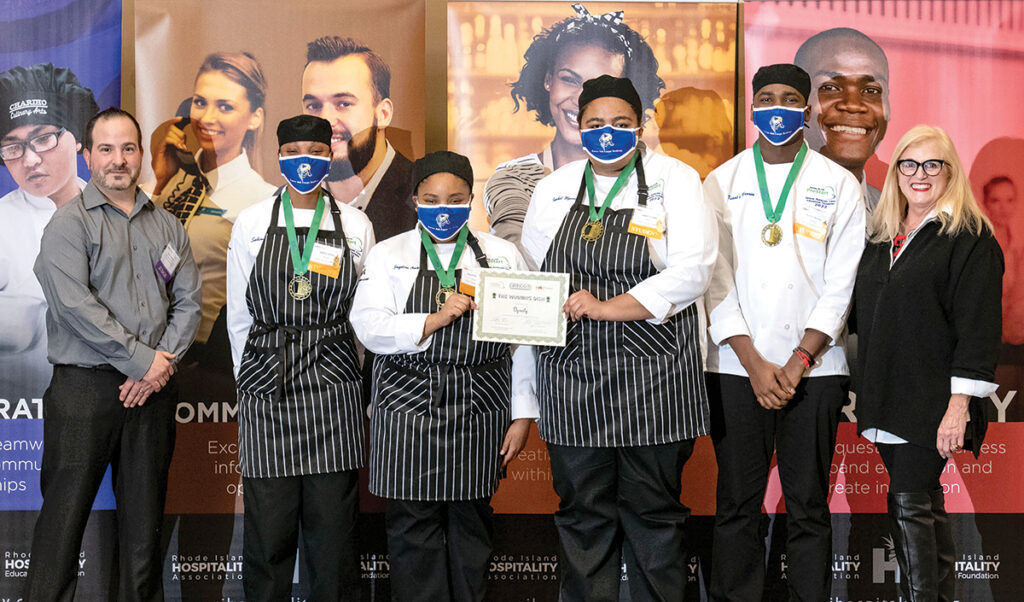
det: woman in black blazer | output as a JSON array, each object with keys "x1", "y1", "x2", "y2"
[{"x1": 854, "y1": 125, "x2": 1003, "y2": 601}]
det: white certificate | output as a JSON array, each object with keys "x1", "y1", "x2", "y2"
[{"x1": 472, "y1": 269, "x2": 569, "y2": 346}]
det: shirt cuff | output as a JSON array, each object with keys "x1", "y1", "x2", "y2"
[
  {"x1": 626, "y1": 282, "x2": 672, "y2": 323},
  {"x1": 804, "y1": 307, "x2": 846, "y2": 343},
  {"x1": 396, "y1": 313, "x2": 433, "y2": 353},
  {"x1": 951, "y1": 377, "x2": 998, "y2": 398},
  {"x1": 511, "y1": 393, "x2": 539, "y2": 421},
  {"x1": 707, "y1": 316, "x2": 750, "y2": 346},
  {"x1": 114, "y1": 342, "x2": 156, "y2": 381}
]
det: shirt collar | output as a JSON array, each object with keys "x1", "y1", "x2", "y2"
[
  {"x1": 349, "y1": 142, "x2": 395, "y2": 210},
  {"x1": 82, "y1": 180, "x2": 153, "y2": 216},
  {"x1": 198, "y1": 148, "x2": 252, "y2": 191}
]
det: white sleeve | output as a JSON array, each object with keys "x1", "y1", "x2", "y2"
[
  {"x1": 520, "y1": 179, "x2": 554, "y2": 271},
  {"x1": 950, "y1": 377, "x2": 999, "y2": 398},
  {"x1": 350, "y1": 242, "x2": 433, "y2": 354},
  {"x1": 226, "y1": 212, "x2": 257, "y2": 376},
  {"x1": 510, "y1": 344, "x2": 539, "y2": 420},
  {"x1": 703, "y1": 169, "x2": 752, "y2": 345},
  {"x1": 804, "y1": 172, "x2": 866, "y2": 342},
  {"x1": 627, "y1": 167, "x2": 718, "y2": 323}
]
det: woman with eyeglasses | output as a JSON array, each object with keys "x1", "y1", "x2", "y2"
[{"x1": 854, "y1": 125, "x2": 1003, "y2": 601}]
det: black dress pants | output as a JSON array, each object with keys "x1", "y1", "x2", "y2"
[
  {"x1": 547, "y1": 440, "x2": 696, "y2": 602},
  {"x1": 385, "y1": 498, "x2": 494, "y2": 602},
  {"x1": 242, "y1": 470, "x2": 360, "y2": 601},
  {"x1": 25, "y1": 365, "x2": 177, "y2": 602},
  {"x1": 708, "y1": 373, "x2": 847, "y2": 602}
]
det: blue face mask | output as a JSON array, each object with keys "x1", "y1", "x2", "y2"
[
  {"x1": 417, "y1": 204, "x2": 471, "y2": 241},
  {"x1": 279, "y1": 154, "x2": 331, "y2": 194},
  {"x1": 751, "y1": 106, "x2": 806, "y2": 146},
  {"x1": 580, "y1": 125, "x2": 639, "y2": 164}
]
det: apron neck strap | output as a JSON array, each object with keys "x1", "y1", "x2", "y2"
[
  {"x1": 418, "y1": 228, "x2": 489, "y2": 271},
  {"x1": 573, "y1": 150, "x2": 649, "y2": 209}
]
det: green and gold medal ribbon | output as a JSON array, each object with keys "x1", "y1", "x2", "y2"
[
  {"x1": 282, "y1": 189, "x2": 326, "y2": 276},
  {"x1": 420, "y1": 225, "x2": 470, "y2": 290},
  {"x1": 753, "y1": 140, "x2": 807, "y2": 227},
  {"x1": 584, "y1": 152, "x2": 637, "y2": 222}
]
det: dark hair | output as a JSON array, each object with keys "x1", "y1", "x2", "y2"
[
  {"x1": 509, "y1": 13, "x2": 663, "y2": 126},
  {"x1": 196, "y1": 51, "x2": 267, "y2": 156},
  {"x1": 983, "y1": 175, "x2": 1015, "y2": 199},
  {"x1": 84, "y1": 107, "x2": 142, "y2": 150},
  {"x1": 306, "y1": 36, "x2": 391, "y2": 104}
]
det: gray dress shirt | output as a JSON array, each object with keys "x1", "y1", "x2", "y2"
[{"x1": 34, "y1": 182, "x2": 202, "y2": 380}]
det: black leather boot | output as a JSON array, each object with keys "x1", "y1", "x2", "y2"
[
  {"x1": 930, "y1": 488, "x2": 955, "y2": 602},
  {"x1": 887, "y1": 491, "x2": 939, "y2": 601}
]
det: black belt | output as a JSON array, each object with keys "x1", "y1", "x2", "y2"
[{"x1": 55, "y1": 363, "x2": 120, "y2": 373}]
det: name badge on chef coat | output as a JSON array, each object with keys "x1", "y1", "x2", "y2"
[
  {"x1": 308, "y1": 242, "x2": 343, "y2": 279},
  {"x1": 628, "y1": 205, "x2": 665, "y2": 239},
  {"x1": 794, "y1": 187, "x2": 835, "y2": 242},
  {"x1": 459, "y1": 267, "x2": 480, "y2": 296},
  {"x1": 154, "y1": 243, "x2": 180, "y2": 283}
]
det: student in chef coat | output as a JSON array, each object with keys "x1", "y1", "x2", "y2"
[
  {"x1": 226, "y1": 115, "x2": 374, "y2": 601},
  {"x1": 350, "y1": 151, "x2": 536, "y2": 602},
  {"x1": 517, "y1": 75, "x2": 718, "y2": 601},
  {"x1": 703, "y1": 64, "x2": 866, "y2": 602}
]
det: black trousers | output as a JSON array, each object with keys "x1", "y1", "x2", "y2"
[
  {"x1": 707, "y1": 373, "x2": 847, "y2": 602},
  {"x1": 547, "y1": 440, "x2": 696, "y2": 602},
  {"x1": 876, "y1": 442, "x2": 949, "y2": 493},
  {"x1": 385, "y1": 498, "x2": 494, "y2": 602},
  {"x1": 242, "y1": 470, "x2": 360, "y2": 602},
  {"x1": 25, "y1": 365, "x2": 177, "y2": 602}
]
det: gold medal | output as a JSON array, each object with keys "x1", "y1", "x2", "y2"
[
  {"x1": 761, "y1": 223, "x2": 783, "y2": 247},
  {"x1": 435, "y1": 286, "x2": 457, "y2": 309},
  {"x1": 288, "y1": 274, "x2": 312, "y2": 300},
  {"x1": 581, "y1": 219, "x2": 604, "y2": 242}
]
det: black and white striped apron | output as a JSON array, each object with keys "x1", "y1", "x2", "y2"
[
  {"x1": 536, "y1": 157, "x2": 709, "y2": 447},
  {"x1": 369, "y1": 233, "x2": 511, "y2": 501},
  {"x1": 236, "y1": 193, "x2": 365, "y2": 478}
]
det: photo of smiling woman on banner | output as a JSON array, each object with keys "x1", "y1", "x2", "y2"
[{"x1": 153, "y1": 51, "x2": 276, "y2": 396}]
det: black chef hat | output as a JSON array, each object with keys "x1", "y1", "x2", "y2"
[
  {"x1": 0, "y1": 63, "x2": 98, "y2": 156},
  {"x1": 752, "y1": 64, "x2": 811, "y2": 103},
  {"x1": 577, "y1": 75, "x2": 643, "y2": 124},
  {"x1": 412, "y1": 151, "x2": 474, "y2": 194},
  {"x1": 277, "y1": 115, "x2": 332, "y2": 147}
]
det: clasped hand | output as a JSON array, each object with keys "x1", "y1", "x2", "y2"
[{"x1": 119, "y1": 350, "x2": 176, "y2": 408}]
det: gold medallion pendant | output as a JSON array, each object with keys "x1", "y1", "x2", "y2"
[
  {"x1": 761, "y1": 223, "x2": 783, "y2": 247},
  {"x1": 289, "y1": 274, "x2": 312, "y2": 300},
  {"x1": 581, "y1": 219, "x2": 604, "y2": 242},
  {"x1": 435, "y1": 286, "x2": 457, "y2": 309}
]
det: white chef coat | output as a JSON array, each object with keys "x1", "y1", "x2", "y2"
[
  {"x1": 704, "y1": 146, "x2": 866, "y2": 377},
  {"x1": 0, "y1": 179, "x2": 86, "y2": 396},
  {"x1": 349, "y1": 226, "x2": 539, "y2": 421},
  {"x1": 519, "y1": 149, "x2": 718, "y2": 323},
  {"x1": 225, "y1": 189, "x2": 375, "y2": 371}
]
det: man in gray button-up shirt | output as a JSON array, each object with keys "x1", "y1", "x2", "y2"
[{"x1": 26, "y1": 107, "x2": 201, "y2": 601}]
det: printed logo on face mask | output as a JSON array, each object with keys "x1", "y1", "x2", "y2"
[
  {"x1": 599, "y1": 132, "x2": 614, "y2": 149},
  {"x1": 297, "y1": 163, "x2": 312, "y2": 180},
  {"x1": 770, "y1": 115, "x2": 784, "y2": 133},
  {"x1": 436, "y1": 213, "x2": 451, "y2": 228}
]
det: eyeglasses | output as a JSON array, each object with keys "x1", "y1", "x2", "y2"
[
  {"x1": 0, "y1": 127, "x2": 67, "y2": 161},
  {"x1": 897, "y1": 158, "x2": 946, "y2": 177}
]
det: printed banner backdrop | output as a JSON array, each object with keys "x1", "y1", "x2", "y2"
[
  {"x1": 448, "y1": 0, "x2": 739, "y2": 230},
  {"x1": 133, "y1": 0, "x2": 425, "y2": 599},
  {"x1": 744, "y1": 2, "x2": 1024, "y2": 601},
  {"x1": 0, "y1": 0, "x2": 122, "y2": 598}
]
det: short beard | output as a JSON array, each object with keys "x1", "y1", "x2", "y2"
[{"x1": 328, "y1": 119, "x2": 379, "y2": 182}]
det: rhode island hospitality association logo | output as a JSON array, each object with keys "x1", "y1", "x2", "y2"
[
  {"x1": 831, "y1": 552, "x2": 862, "y2": 581},
  {"x1": 488, "y1": 554, "x2": 558, "y2": 582},
  {"x1": 169, "y1": 554, "x2": 242, "y2": 582}
]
